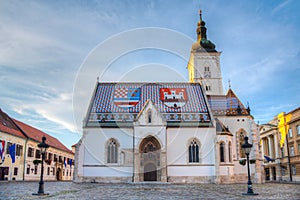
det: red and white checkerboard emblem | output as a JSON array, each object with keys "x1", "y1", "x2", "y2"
[{"x1": 114, "y1": 87, "x2": 140, "y2": 108}]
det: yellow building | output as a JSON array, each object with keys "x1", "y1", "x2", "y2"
[
  {"x1": 260, "y1": 107, "x2": 300, "y2": 182},
  {"x1": 0, "y1": 109, "x2": 74, "y2": 181}
]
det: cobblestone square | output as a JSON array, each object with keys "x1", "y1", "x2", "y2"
[{"x1": 0, "y1": 182, "x2": 299, "y2": 200}]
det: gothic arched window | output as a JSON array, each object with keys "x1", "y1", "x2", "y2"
[
  {"x1": 228, "y1": 142, "x2": 232, "y2": 162},
  {"x1": 107, "y1": 139, "x2": 119, "y2": 164},
  {"x1": 189, "y1": 139, "x2": 200, "y2": 163},
  {"x1": 220, "y1": 142, "x2": 225, "y2": 162},
  {"x1": 239, "y1": 131, "x2": 246, "y2": 158}
]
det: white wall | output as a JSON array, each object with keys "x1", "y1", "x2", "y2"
[{"x1": 167, "y1": 127, "x2": 216, "y2": 177}]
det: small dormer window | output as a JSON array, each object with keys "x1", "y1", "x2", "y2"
[{"x1": 148, "y1": 110, "x2": 152, "y2": 123}]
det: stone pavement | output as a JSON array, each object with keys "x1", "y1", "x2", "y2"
[{"x1": 0, "y1": 181, "x2": 299, "y2": 200}]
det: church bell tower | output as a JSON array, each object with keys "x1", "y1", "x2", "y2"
[{"x1": 187, "y1": 10, "x2": 224, "y2": 96}]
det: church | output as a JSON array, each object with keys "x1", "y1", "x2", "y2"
[{"x1": 74, "y1": 12, "x2": 263, "y2": 184}]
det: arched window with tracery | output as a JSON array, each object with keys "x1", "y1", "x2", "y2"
[
  {"x1": 189, "y1": 139, "x2": 200, "y2": 163},
  {"x1": 220, "y1": 142, "x2": 225, "y2": 162},
  {"x1": 238, "y1": 131, "x2": 246, "y2": 158},
  {"x1": 107, "y1": 138, "x2": 119, "y2": 164},
  {"x1": 228, "y1": 142, "x2": 232, "y2": 162}
]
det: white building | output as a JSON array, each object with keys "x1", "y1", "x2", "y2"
[{"x1": 74, "y1": 12, "x2": 263, "y2": 184}]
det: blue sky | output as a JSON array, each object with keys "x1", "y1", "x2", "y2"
[{"x1": 0, "y1": 0, "x2": 299, "y2": 149}]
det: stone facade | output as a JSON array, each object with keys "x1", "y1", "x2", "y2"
[{"x1": 74, "y1": 12, "x2": 263, "y2": 184}]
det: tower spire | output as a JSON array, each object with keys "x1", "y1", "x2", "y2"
[{"x1": 194, "y1": 10, "x2": 216, "y2": 52}]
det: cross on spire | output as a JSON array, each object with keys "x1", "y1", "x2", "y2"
[{"x1": 199, "y1": 9, "x2": 202, "y2": 21}]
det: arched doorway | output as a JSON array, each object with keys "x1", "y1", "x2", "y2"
[{"x1": 139, "y1": 136, "x2": 161, "y2": 181}]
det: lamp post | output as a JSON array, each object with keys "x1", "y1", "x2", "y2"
[
  {"x1": 33, "y1": 136, "x2": 49, "y2": 196},
  {"x1": 242, "y1": 136, "x2": 258, "y2": 195}
]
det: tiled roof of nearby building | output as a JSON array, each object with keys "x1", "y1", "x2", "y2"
[
  {"x1": 13, "y1": 119, "x2": 73, "y2": 154},
  {"x1": 87, "y1": 82, "x2": 211, "y2": 126},
  {"x1": 0, "y1": 109, "x2": 26, "y2": 138}
]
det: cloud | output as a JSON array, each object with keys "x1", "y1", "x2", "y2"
[{"x1": 272, "y1": 0, "x2": 291, "y2": 14}]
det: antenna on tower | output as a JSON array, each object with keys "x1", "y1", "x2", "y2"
[{"x1": 228, "y1": 79, "x2": 231, "y2": 89}]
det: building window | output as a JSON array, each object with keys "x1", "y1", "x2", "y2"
[
  {"x1": 48, "y1": 153, "x2": 53, "y2": 160},
  {"x1": 27, "y1": 147, "x2": 34, "y2": 157},
  {"x1": 54, "y1": 154, "x2": 57, "y2": 162},
  {"x1": 59, "y1": 156, "x2": 62, "y2": 163},
  {"x1": 228, "y1": 142, "x2": 232, "y2": 162},
  {"x1": 239, "y1": 131, "x2": 246, "y2": 158},
  {"x1": 26, "y1": 165, "x2": 30, "y2": 174},
  {"x1": 281, "y1": 147, "x2": 284, "y2": 158},
  {"x1": 205, "y1": 85, "x2": 211, "y2": 91},
  {"x1": 47, "y1": 167, "x2": 50, "y2": 175},
  {"x1": 107, "y1": 139, "x2": 118, "y2": 164},
  {"x1": 35, "y1": 149, "x2": 41, "y2": 159},
  {"x1": 189, "y1": 139, "x2": 200, "y2": 163},
  {"x1": 147, "y1": 110, "x2": 152, "y2": 123},
  {"x1": 14, "y1": 167, "x2": 18, "y2": 175},
  {"x1": 16, "y1": 144, "x2": 23, "y2": 156},
  {"x1": 298, "y1": 144, "x2": 300, "y2": 154},
  {"x1": 297, "y1": 125, "x2": 300, "y2": 135},
  {"x1": 6, "y1": 142, "x2": 12, "y2": 154},
  {"x1": 204, "y1": 66, "x2": 210, "y2": 72},
  {"x1": 52, "y1": 167, "x2": 55, "y2": 175},
  {"x1": 220, "y1": 142, "x2": 225, "y2": 162},
  {"x1": 288, "y1": 128, "x2": 293, "y2": 138},
  {"x1": 292, "y1": 165, "x2": 296, "y2": 175},
  {"x1": 34, "y1": 166, "x2": 38, "y2": 175},
  {"x1": 290, "y1": 146, "x2": 295, "y2": 156}
]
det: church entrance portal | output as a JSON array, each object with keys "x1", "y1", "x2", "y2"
[
  {"x1": 139, "y1": 136, "x2": 161, "y2": 182},
  {"x1": 144, "y1": 163, "x2": 157, "y2": 181}
]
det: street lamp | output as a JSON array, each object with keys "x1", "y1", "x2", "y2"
[
  {"x1": 33, "y1": 136, "x2": 49, "y2": 196},
  {"x1": 242, "y1": 136, "x2": 258, "y2": 195}
]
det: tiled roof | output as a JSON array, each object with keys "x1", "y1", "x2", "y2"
[
  {"x1": 0, "y1": 109, "x2": 26, "y2": 138},
  {"x1": 207, "y1": 89, "x2": 249, "y2": 116},
  {"x1": 13, "y1": 119, "x2": 73, "y2": 154},
  {"x1": 225, "y1": 89, "x2": 249, "y2": 116},
  {"x1": 87, "y1": 82, "x2": 211, "y2": 125}
]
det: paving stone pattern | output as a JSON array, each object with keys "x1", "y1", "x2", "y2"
[{"x1": 0, "y1": 182, "x2": 299, "y2": 200}]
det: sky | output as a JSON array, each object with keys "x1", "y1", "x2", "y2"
[{"x1": 0, "y1": 0, "x2": 299, "y2": 149}]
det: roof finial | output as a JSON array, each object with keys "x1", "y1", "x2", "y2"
[
  {"x1": 199, "y1": 9, "x2": 202, "y2": 21},
  {"x1": 228, "y1": 79, "x2": 231, "y2": 89}
]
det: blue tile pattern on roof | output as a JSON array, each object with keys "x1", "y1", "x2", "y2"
[{"x1": 91, "y1": 83, "x2": 208, "y2": 114}]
